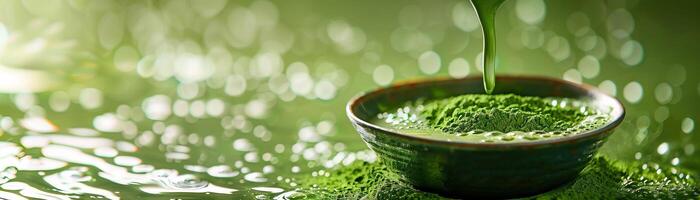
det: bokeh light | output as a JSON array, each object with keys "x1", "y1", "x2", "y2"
[{"x1": 0, "y1": 0, "x2": 696, "y2": 199}]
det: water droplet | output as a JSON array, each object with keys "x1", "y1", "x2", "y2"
[
  {"x1": 682, "y1": 117, "x2": 694, "y2": 134},
  {"x1": 623, "y1": 81, "x2": 643, "y2": 103},
  {"x1": 327, "y1": 20, "x2": 366, "y2": 54},
  {"x1": 245, "y1": 99, "x2": 268, "y2": 119},
  {"x1": 619, "y1": 40, "x2": 644, "y2": 66},
  {"x1": 114, "y1": 156, "x2": 141, "y2": 167},
  {"x1": 252, "y1": 52, "x2": 283, "y2": 79},
  {"x1": 298, "y1": 126, "x2": 320, "y2": 142},
  {"x1": 607, "y1": 9, "x2": 635, "y2": 38},
  {"x1": 79, "y1": 88, "x2": 103, "y2": 110},
  {"x1": 515, "y1": 0, "x2": 546, "y2": 24},
  {"x1": 132, "y1": 164, "x2": 155, "y2": 173},
  {"x1": 170, "y1": 174, "x2": 209, "y2": 189},
  {"x1": 373, "y1": 65, "x2": 393, "y2": 86},
  {"x1": 93, "y1": 113, "x2": 122, "y2": 133},
  {"x1": 14, "y1": 93, "x2": 36, "y2": 111},
  {"x1": 578, "y1": 55, "x2": 600, "y2": 79},
  {"x1": 312, "y1": 80, "x2": 336, "y2": 100},
  {"x1": 225, "y1": 74, "x2": 246, "y2": 96},
  {"x1": 562, "y1": 69, "x2": 582, "y2": 84},
  {"x1": 233, "y1": 139, "x2": 255, "y2": 152},
  {"x1": 113, "y1": 45, "x2": 140, "y2": 72},
  {"x1": 546, "y1": 36, "x2": 571, "y2": 62},
  {"x1": 671, "y1": 157, "x2": 680, "y2": 166},
  {"x1": 49, "y1": 91, "x2": 71, "y2": 112},
  {"x1": 142, "y1": 95, "x2": 172, "y2": 121},
  {"x1": 207, "y1": 165, "x2": 239, "y2": 178},
  {"x1": 657, "y1": 143, "x2": 669, "y2": 155},
  {"x1": 448, "y1": 58, "x2": 470, "y2": 78},
  {"x1": 205, "y1": 98, "x2": 225, "y2": 117},
  {"x1": 598, "y1": 80, "x2": 617, "y2": 96},
  {"x1": 175, "y1": 54, "x2": 215, "y2": 83},
  {"x1": 244, "y1": 172, "x2": 267, "y2": 183},
  {"x1": 654, "y1": 82, "x2": 673, "y2": 104},
  {"x1": 452, "y1": 2, "x2": 479, "y2": 32},
  {"x1": 418, "y1": 51, "x2": 441, "y2": 75},
  {"x1": 20, "y1": 117, "x2": 57, "y2": 133},
  {"x1": 17, "y1": 157, "x2": 66, "y2": 171},
  {"x1": 94, "y1": 147, "x2": 118, "y2": 158}
]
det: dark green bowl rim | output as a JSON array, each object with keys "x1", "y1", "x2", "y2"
[{"x1": 346, "y1": 75, "x2": 626, "y2": 149}]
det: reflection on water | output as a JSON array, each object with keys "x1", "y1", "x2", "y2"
[
  {"x1": 0, "y1": 0, "x2": 697, "y2": 199},
  {"x1": 0, "y1": 91, "x2": 377, "y2": 198},
  {"x1": 0, "y1": 65, "x2": 59, "y2": 93}
]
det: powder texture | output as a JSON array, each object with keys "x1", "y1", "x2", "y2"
[
  {"x1": 422, "y1": 94, "x2": 585, "y2": 133},
  {"x1": 295, "y1": 162, "x2": 442, "y2": 199},
  {"x1": 295, "y1": 156, "x2": 699, "y2": 199},
  {"x1": 538, "y1": 157, "x2": 700, "y2": 199}
]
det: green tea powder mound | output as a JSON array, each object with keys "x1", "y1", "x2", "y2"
[
  {"x1": 422, "y1": 94, "x2": 586, "y2": 133},
  {"x1": 294, "y1": 156, "x2": 700, "y2": 199}
]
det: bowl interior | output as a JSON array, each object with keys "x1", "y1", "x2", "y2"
[{"x1": 349, "y1": 75, "x2": 625, "y2": 146}]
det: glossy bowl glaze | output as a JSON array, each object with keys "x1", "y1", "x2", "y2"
[{"x1": 346, "y1": 76, "x2": 625, "y2": 198}]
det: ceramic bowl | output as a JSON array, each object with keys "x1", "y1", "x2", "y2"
[{"x1": 346, "y1": 75, "x2": 625, "y2": 198}]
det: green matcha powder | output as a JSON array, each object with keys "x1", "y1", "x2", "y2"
[
  {"x1": 375, "y1": 94, "x2": 609, "y2": 142},
  {"x1": 293, "y1": 156, "x2": 699, "y2": 199},
  {"x1": 423, "y1": 94, "x2": 589, "y2": 133}
]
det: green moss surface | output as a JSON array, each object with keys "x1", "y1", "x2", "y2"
[{"x1": 294, "y1": 156, "x2": 700, "y2": 199}]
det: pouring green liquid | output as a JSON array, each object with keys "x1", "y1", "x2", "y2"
[{"x1": 471, "y1": 0, "x2": 506, "y2": 94}]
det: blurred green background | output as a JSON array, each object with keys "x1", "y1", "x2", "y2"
[{"x1": 0, "y1": 0, "x2": 698, "y2": 199}]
